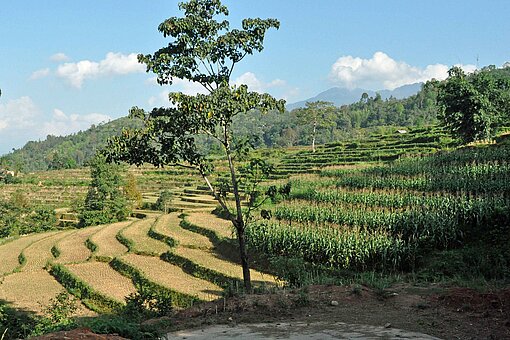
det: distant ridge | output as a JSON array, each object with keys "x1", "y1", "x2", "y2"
[{"x1": 287, "y1": 83, "x2": 422, "y2": 110}]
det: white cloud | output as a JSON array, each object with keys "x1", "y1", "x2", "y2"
[
  {"x1": 0, "y1": 96, "x2": 39, "y2": 131},
  {"x1": 147, "y1": 77, "x2": 210, "y2": 106},
  {"x1": 233, "y1": 72, "x2": 286, "y2": 93},
  {"x1": 148, "y1": 90, "x2": 170, "y2": 106},
  {"x1": 329, "y1": 51, "x2": 476, "y2": 90},
  {"x1": 30, "y1": 68, "x2": 51, "y2": 80},
  {"x1": 146, "y1": 72, "x2": 291, "y2": 107},
  {"x1": 0, "y1": 98, "x2": 113, "y2": 154},
  {"x1": 56, "y1": 52, "x2": 145, "y2": 88},
  {"x1": 172, "y1": 78, "x2": 209, "y2": 96},
  {"x1": 50, "y1": 52, "x2": 70, "y2": 62},
  {"x1": 41, "y1": 108, "x2": 111, "y2": 136}
]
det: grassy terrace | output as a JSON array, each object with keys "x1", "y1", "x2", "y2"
[{"x1": 0, "y1": 126, "x2": 508, "y2": 317}]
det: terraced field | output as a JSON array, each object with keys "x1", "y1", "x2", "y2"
[
  {"x1": 0, "y1": 232, "x2": 56, "y2": 275},
  {"x1": 65, "y1": 262, "x2": 137, "y2": 303},
  {"x1": 88, "y1": 221, "x2": 132, "y2": 259},
  {"x1": 186, "y1": 212, "x2": 233, "y2": 239},
  {"x1": 55, "y1": 225, "x2": 103, "y2": 263},
  {"x1": 119, "y1": 218, "x2": 169, "y2": 255},
  {"x1": 3, "y1": 127, "x2": 484, "y2": 317},
  {"x1": 0, "y1": 203, "x2": 276, "y2": 315},
  {"x1": 21, "y1": 230, "x2": 75, "y2": 272},
  {"x1": 120, "y1": 253, "x2": 222, "y2": 301},
  {"x1": 0, "y1": 270, "x2": 92, "y2": 316}
]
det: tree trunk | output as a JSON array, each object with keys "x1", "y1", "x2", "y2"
[
  {"x1": 312, "y1": 118, "x2": 317, "y2": 153},
  {"x1": 235, "y1": 221, "x2": 252, "y2": 292},
  {"x1": 224, "y1": 127, "x2": 252, "y2": 292}
]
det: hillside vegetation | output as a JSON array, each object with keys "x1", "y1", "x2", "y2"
[
  {"x1": 0, "y1": 83, "x2": 442, "y2": 172},
  {"x1": 0, "y1": 127, "x2": 509, "y2": 338}
]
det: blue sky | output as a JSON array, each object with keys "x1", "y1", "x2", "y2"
[{"x1": 1, "y1": 0, "x2": 509, "y2": 155}]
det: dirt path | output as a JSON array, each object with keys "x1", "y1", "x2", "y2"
[
  {"x1": 166, "y1": 321, "x2": 441, "y2": 339},
  {"x1": 160, "y1": 284, "x2": 510, "y2": 340}
]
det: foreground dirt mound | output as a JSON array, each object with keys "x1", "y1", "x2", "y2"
[
  {"x1": 35, "y1": 284, "x2": 510, "y2": 339},
  {"x1": 32, "y1": 328, "x2": 128, "y2": 340},
  {"x1": 164, "y1": 284, "x2": 510, "y2": 339}
]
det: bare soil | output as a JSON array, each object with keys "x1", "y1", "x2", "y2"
[
  {"x1": 32, "y1": 328, "x2": 128, "y2": 339},
  {"x1": 33, "y1": 284, "x2": 510, "y2": 339},
  {"x1": 161, "y1": 284, "x2": 510, "y2": 340}
]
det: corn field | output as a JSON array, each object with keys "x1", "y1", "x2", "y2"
[{"x1": 247, "y1": 146, "x2": 510, "y2": 272}]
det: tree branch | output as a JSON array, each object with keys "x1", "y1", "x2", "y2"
[{"x1": 200, "y1": 171, "x2": 234, "y2": 221}]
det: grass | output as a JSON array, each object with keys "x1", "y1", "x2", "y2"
[
  {"x1": 0, "y1": 232, "x2": 56, "y2": 276},
  {"x1": 55, "y1": 225, "x2": 103, "y2": 264},
  {"x1": 65, "y1": 262, "x2": 137, "y2": 304},
  {"x1": 119, "y1": 218, "x2": 169, "y2": 255},
  {"x1": 88, "y1": 221, "x2": 132, "y2": 259},
  {"x1": 120, "y1": 253, "x2": 222, "y2": 301}
]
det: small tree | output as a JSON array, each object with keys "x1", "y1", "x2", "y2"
[
  {"x1": 79, "y1": 155, "x2": 130, "y2": 227},
  {"x1": 103, "y1": 0, "x2": 284, "y2": 291},
  {"x1": 293, "y1": 101, "x2": 336, "y2": 152},
  {"x1": 124, "y1": 173, "x2": 143, "y2": 209},
  {"x1": 437, "y1": 66, "x2": 510, "y2": 143}
]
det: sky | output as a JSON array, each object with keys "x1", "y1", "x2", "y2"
[{"x1": 1, "y1": 0, "x2": 509, "y2": 155}]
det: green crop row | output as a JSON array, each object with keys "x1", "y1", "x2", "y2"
[
  {"x1": 49, "y1": 263, "x2": 123, "y2": 314},
  {"x1": 246, "y1": 222, "x2": 411, "y2": 271},
  {"x1": 274, "y1": 195, "x2": 509, "y2": 249},
  {"x1": 110, "y1": 257, "x2": 200, "y2": 309}
]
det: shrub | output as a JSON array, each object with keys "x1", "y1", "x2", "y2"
[
  {"x1": 155, "y1": 190, "x2": 173, "y2": 212},
  {"x1": 79, "y1": 155, "x2": 131, "y2": 227}
]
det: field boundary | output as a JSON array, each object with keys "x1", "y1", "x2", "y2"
[
  {"x1": 48, "y1": 262, "x2": 124, "y2": 314},
  {"x1": 110, "y1": 257, "x2": 201, "y2": 308}
]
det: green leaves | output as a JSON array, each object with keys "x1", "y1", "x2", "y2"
[
  {"x1": 437, "y1": 66, "x2": 510, "y2": 143},
  {"x1": 80, "y1": 155, "x2": 130, "y2": 227},
  {"x1": 139, "y1": 0, "x2": 280, "y2": 90},
  {"x1": 104, "y1": 84, "x2": 284, "y2": 172}
]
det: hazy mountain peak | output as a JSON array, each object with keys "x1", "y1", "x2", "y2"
[{"x1": 287, "y1": 83, "x2": 422, "y2": 110}]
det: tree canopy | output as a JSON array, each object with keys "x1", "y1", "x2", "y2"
[
  {"x1": 436, "y1": 66, "x2": 510, "y2": 143},
  {"x1": 293, "y1": 101, "x2": 336, "y2": 152},
  {"x1": 79, "y1": 155, "x2": 130, "y2": 227},
  {"x1": 103, "y1": 0, "x2": 284, "y2": 291}
]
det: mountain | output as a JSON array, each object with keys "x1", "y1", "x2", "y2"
[
  {"x1": 0, "y1": 117, "x2": 142, "y2": 172},
  {"x1": 287, "y1": 83, "x2": 422, "y2": 110},
  {"x1": 0, "y1": 83, "x2": 436, "y2": 173}
]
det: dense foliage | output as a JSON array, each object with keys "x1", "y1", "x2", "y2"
[
  {"x1": 247, "y1": 143, "x2": 510, "y2": 280},
  {"x1": 437, "y1": 65, "x2": 510, "y2": 143},
  {"x1": 0, "y1": 193, "x2": 57, "y2": 238},
  {"x1": 78, "y1": 156, "x2": 130, "y2": 227},
  {"x1": 0, "y1": 117, "x2": 141, "y2": 172}
]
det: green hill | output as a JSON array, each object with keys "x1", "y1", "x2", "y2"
[
  {"x1": 2, "y1": 64, "x2": 508, "y2": 173},
  {"x1": 0, "y1": 117, "x2": 142, "y2": 172}
]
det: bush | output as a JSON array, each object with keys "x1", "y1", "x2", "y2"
[
  {"x1": 79, "y1": 155, "x2": 131, "y2": 227},
  {"x1": 124, "y1": 284, "x2": 173, "y2": 318},
  {"x1": 80, "y1": 315, "x2": 160, "y2": 340},
  {"x1": 0, "y1": 199, "x2": 58, "y2": 237},
  {"x1": 0, "y1": 301, "x2": 38, "y2": 340},
  {"x1": 29, "y1": 291, "x2": 78, "y2": 337},
  {"x1": 155, "y1": 190, "x2": 173, "y2": 212}
]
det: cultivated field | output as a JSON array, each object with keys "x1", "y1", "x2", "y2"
[{"x1": 1, "y1": 128, "x2": 508, "y2": 320}]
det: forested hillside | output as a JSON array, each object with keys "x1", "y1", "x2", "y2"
[
  {"x1": 0, "y1": 117, "x2": 142, "y2": 172},
  {"x1": 2, "y1": 64, "x2": 509, "y2": 172}
]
